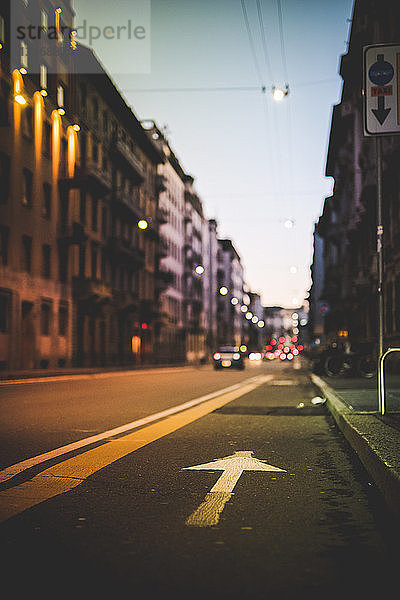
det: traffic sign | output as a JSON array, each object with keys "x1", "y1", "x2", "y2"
[{"x1": 364, "y1": 44, "x2": 400, "y2": 135}]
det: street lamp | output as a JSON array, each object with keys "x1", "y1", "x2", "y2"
[
  {"x1": 272, "y1": 84, "x2": 289, "y2": 101},
  {"x1": 195, "y1": 265, "x2": 205, "y2": 275},
  {"x1": 138, "y1": 219, "x2": 148, "y2": 230},
  {"x1": 231, "y1": 297, "x2": 239, "y2": 305},
  {"x1": 219, "y1": 286, "x2": 228, "y2": 296}
]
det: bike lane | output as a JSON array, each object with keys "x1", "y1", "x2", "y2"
[{"x1": 1, "y1": 370, "x2": 398, "y2": 598}]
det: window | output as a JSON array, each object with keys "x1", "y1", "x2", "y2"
[
  {"x1": 42, "y1": 183, "x2": 52, "y2": 218},
  {"x1": 103, "y1": 110, "x2": 108, "y2": 135},
  {"x1": 20, "y1": 41, "x2": 28, "y2": 69},
  {"x1": 79, "y1": 243, "x2": 86, "y2": 278},
  {"x1": 0, "y1": 290, "x2": 11, "y2": 333},
  {"x1": 92, "y1": 198, "x2": 98, "y2": 231},
  {"x1": 92, "y1": 99, "x2": 98, "y2": 121},
  {"x1": 41, "y1": 9, "x2": 48, "y2": 32},
  {"x1": 80, "y1": 84, "x2": 87, "y2": 112},
  {"x1": 80, "y1": 190, "x2": 86, "y2": 223},
  {"x1": 23, "y1": 105, "x2": 33, "y2": 138},
  {"x1": 58, "y1": 244, "x2": 68, "y2": 283},
  {"x1": 40, "y1": 302, "x2": 51, "y2": 335},
  {"x1": 22, "y1": 235, "x2": 32, "y2": 272},
  {"x1": 0, "y1": 153, "x2": 10, "y2": 203},
  {"x1": 40, "y1": 64, "x2": 48, "y2": 90},
  {"x1": 57, "y1": 83, "x2": 64, "y2": 108},
  {"x1": 42, "y1": 244, "x2": 51, "y2": 279},
  {"x1": 102, "y1": 207, "x2": 108, "y2": 238},
  {"x1": 0, "y1": 15, "x2": 5, "y2": 44},
  {"x1": 58, "y1": 303, "x2": 68, "y2": 336},
  {"x1": 43, "y1": 121, "x2": 51, "y2": 156},
  {"x1": 91, "y1": 243, "x2": 98, "y2": 279},
  {"x1": 92, "y1": 140, "x2": 98, "y2": 164},
  {"x1": 22, "y1": 169, "x2": 33, "y2": 206},
  {"x1": 0, "y1": 226, "x2": 9, "y2": 265}
]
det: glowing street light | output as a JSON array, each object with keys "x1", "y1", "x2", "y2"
[
  {"x1": 219, "y1": 286, "x2": 228, "y2": 296},
  {"x1": 284, "y1": 218, "x2": 295, "y2": 229},
  {"x1": 241, "y1": 305, "x2": 248, "y2": 313},
  {"x1": 138, "y1": 219, "x2": 148, "y2": 230},
  {"x1": 251, "y1": 316, "x2": 259, "y2": 324},
  {"x1": 272, "y1": 84, "x2": 289, "y2": 101},
  {"x1": 14, "y1": 94, "x2": 26, "y2": 105},
  {"x1": 195, "y1": 265, "x2": 204, "y2": 275},
  {"x1": 231, "y1": 297, "x2": 239, "y2": 305},
  {"x1": 257, "y1": 321, "x2": 265, "y2": 328},
  {"x1": 245, "y1": 312, "x2": 253, "y2": 320}
]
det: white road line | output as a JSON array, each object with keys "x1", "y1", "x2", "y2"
[{"x1": 0, "y1": 376, "x2": 267, "y2": 485}]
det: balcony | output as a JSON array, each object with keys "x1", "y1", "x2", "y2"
[
  {"x1": 113, "y1": 290, "x2": 139, "y2": 313},
  {"x1": 157, "y1": 269, "x2": 175, "y2": 285},
  {"x1": 60, "y1": 159, "x2": 112, "y2": 197},
  {"x1": 113, "y1": 187, "x2": 141, "y2": 219},
  {"x1": 107, "y1": 236, "x2": 145, "y2": 267},
  {"x1": 112, "y1": 135, "x2": 145, "y2": 183},
  {"x1": 58, "y1": 221, "x2": 87, "y2": 246},
  {"x1": 156, "y1": 174, "x2": 167, "y2": 193},
  {"x1": 157, "y1": 206, "x2": 168, "y2": 224},
  {"x1": 72, "y1": 277, "x2": 112, "y2": 303},
  {"x1": 157, "y1": 237, "x2": 169, "y2": 258}
]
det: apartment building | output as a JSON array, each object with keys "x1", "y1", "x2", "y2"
[
  {"x1": 0, "y1": 1, "x2": 164, "y2": 370},
  {"x1": 183, "y1": 175, "x2": 207, "y2": 362},
  {"x1": 0, "y1": 0, "x2": 76, "y2": 370},
  {"x1": 216, "y1": 238, "x2": 244, "y2": 347},
  {"x1": 312, "y1": 0, "x2": 400, "y2": 350}
]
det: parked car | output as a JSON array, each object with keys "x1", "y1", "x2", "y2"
[{"x1": 213, "y1": 346, "x2": 245, "y2": 370}]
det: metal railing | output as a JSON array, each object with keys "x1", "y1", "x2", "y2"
[{"x1": 378, "y1": 347, "x2": 400, "y2": 415}]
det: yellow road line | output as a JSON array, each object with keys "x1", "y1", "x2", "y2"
[{"x1": 0, "y1": 375, "x2": 272, "y2": 523}]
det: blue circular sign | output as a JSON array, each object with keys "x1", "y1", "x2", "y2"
[{"x1": 369, "y1": 59, "x2": 394, "y2": 85}]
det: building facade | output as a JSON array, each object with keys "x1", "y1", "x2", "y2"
[
  {"x1": 0, "y1": 1, "x2": 165, "y2": 371},
  {"x1": 311, "y1": 0, "x2": 400, "y2": 352},
  {"x1": 216, "y1": 238, "x2": 244, "y2": 347},
  {"x1": 0, "y1": 0, "x2": 77, "y2": 370}
]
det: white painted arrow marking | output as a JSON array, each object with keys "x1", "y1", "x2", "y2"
[{"x1": 184, "y1": 451, "x2": 286, "y2": 527}]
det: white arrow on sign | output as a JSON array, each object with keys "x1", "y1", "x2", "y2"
[{"x1": 184, "y1": 451, "x2": 286, "y2": 527}]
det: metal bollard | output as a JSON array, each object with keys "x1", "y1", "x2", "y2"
[{"x1": 378, "y1": 348, "x2": 400, "y2": 415}]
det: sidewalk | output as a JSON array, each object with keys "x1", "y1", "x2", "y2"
[{"x1": 311, "y1": 373, "x2": 400, "y2": 521}]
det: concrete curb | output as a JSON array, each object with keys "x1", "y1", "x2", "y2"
[{"x1": 311, "y1": 374, "x2": 400, "y2": 521}]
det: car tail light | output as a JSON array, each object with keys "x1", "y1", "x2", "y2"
[
  {"x1": 287, "y1": 353, "x2": 293, "y2": 360},
  {"x1": 232, "y1": 353, "x2": 240, "y2": 360},
  {"x1": 213, "y1": 353, "x2": 221, "y2": 360},
  {"x1": 279, "y1": 353, "x2": 287, "y2": 360}
]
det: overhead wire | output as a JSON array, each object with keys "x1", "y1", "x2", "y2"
[
  {"x1": 240, "y1": 0, "x2": 265, "y2": 87},
  {"x1": 254, "y1": 0, "x2": 278, "y2": 195},
  {"x1": 276, "y1": 0, "x2": 289, "y2": 83}
]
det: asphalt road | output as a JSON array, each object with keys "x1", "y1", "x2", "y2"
[{"x1": 1, "y1": 360, "x2": 399, "y2": 598}]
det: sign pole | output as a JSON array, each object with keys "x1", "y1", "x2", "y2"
[
  {"x1": 376, "y1": 136, "x2": 385, "y2": 413},
  {"x1": 363, "y1": 44, "x2": 400, "y2": 412}
]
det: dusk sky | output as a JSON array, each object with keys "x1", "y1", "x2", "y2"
[{"x1": 73, "y1": 0, "x2": 354, "y2": 308}]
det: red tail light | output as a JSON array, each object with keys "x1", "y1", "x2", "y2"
[
  {"x1": 213, "y1": 353, "x2": 221, "y2": 360},
  {"x1": 232, "y1": 353, "x2": 240, "y2": 360}
]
